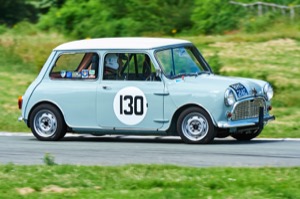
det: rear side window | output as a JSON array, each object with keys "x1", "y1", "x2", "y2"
[{"x1": 50, "y1": 52, "x2": 99, "y2": 79}]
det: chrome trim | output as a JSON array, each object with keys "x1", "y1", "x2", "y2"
[
  {"x1": 18, "y1": 116, "x2": 23, "y2": 122},
  {"x1": 153, "y1": 119, "x2": 169, "y2": 123},
  {"x1": 217, "y1": 115, "x2": 275, "y2": 128}
]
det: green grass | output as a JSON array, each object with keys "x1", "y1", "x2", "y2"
[
  {"x1": 0, "y1": 26, "x2": 299, "y2": 137},
  {"x1": 0, "y1": 164, "x2": 299, "y2": 199},
  {"x1": 0, "y1": 29, "x2": 66, "y2": 132}
]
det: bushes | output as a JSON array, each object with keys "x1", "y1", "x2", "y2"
[
  {"x1": 2, "y1": 0, "x2": 300, "y2": 37},
  {"x1": 191, "y1": 0, "x2": 245, "y2": 35},
  {"x1": 0, "y1": 0, "x2": 38, "y2": 26},
  {"x1": 0, "y1": 22, "x2": 66, "y2": 72},
  {"x1": 38, "y1": 0, "x2": 194, "y2": 38}
]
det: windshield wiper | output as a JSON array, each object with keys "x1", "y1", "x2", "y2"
[
  {"x1": 197, "y1": 71, "x2": 211, "y2": 75},
  {"x1": 171, "y1": 71, "x2": 211, "y2": 79},
  {"x1": 171, "y1": 73, "x2": 187, "y2": 79}
]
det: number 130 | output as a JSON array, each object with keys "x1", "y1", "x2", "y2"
[{"x1": 120, "y1": 95, "x2": 144, "y2": 115}]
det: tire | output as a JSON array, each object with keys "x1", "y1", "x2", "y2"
[
  {"x1": 231, "y1": 129, "x2": 262, "y2": 141},
  {"x1": 29, "y1": 104, "x2": 67, "y2": 141},
  {"x1": 177, "y1": 107, "x2": 216, "y2": 144}
]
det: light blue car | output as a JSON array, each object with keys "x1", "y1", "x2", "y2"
[{"x1": 18, "y1": 38, "x2": 275, "y2": 144}]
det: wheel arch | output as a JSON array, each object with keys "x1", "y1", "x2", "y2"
[
  {"x1": 167, "y1": 103, "x2": 217, "y2": 135},
  {"x1": 27, "y1": 101, "x2": 66, "y2": 128}
]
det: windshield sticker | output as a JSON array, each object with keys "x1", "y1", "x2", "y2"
[
  {"x1": 66, "y1": 71, "x2": 72, "y2": 78},
  {"x1": 60, "y1": 70, "x2": 66, "y2": 78},
  {"x1": 89, "y1": 70, "x2": 95, "y2": 78},
  {"x1": 113, "y1": 87, "x2": 148, "y2": 125},
  {"x1": 82, "y1": 70, "x2": 89, "y2": 78}
]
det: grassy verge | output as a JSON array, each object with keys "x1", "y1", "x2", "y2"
[
  {"x1": 0, "y1": 164, "x2": 299, "y2": 199},
  {"x1": 0, "y1": 27, "x2": 66, "y2": 132}
]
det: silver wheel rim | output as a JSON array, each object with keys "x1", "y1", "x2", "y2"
[
  {"x1": 33, "y1": 109, "x2": 57, "y2": 138},
  {"x1": 181, "y1": 112, "x2": 209, "y2": 141}
]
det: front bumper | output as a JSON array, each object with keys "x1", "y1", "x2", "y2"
[
  {"x1": 18, "y1": 116, "x2": 23, "y2": 122},
  {"x1": 18, "y1": 116, "x2": 27, "y2": 124},
  {"x1": 217, "y1": 107, "x2": 275, "y2": 129}
]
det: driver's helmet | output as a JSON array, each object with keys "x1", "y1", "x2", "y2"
[{"x1": 105, "y1": 54, "x2": 119, "y2": 70}]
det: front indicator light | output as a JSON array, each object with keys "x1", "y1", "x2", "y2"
[
  {"x1": 268, "y1": 105, "x2": 272, "y2": 111},
  {"x1": 226, "y1": 112, "x2": 232, "y2": 118},
  {"x1": 18, "y1": 96, "x2": 23, "y2": 109}
]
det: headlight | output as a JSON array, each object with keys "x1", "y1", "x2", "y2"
[
  {"x1": 263, "y1": 83, "x2": 274, "y2": 101},
  {"x1": 224, "y1": 88, "x2": 236, "y2": 106}
]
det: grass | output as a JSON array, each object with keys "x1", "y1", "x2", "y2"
[
  {"x1": 0, "y1": 164, "x2": 299, "y2": 198},
  {"x1": 0, "y1": 25, "x2": 299, "y2": 137},
  {"x1": 0, "y1": 27, "x2": 66, "y2": 132}
]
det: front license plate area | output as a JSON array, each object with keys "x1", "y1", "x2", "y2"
[{"x1": 230, "y1": 83, "x2": 248, "y2": 98}]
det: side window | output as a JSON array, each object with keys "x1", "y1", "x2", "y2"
[
  {"x1": 50, "y1": 52, "x2": 99, "y2": 79},
  {"x1": 103, "y1": 53, "x2": 159, "y2": 81}
]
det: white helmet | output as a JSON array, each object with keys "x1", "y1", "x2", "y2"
[{"x1": 105, "y1": 54, "x2": 119, "y2": 70}]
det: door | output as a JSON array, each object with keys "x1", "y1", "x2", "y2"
[{"x1": 97, "y1": 52, "x2": 165, "y2": 130}]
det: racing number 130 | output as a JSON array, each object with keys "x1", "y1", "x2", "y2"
[{"x1": 120, "y1": 95, "x2": 144, "y2": 115}]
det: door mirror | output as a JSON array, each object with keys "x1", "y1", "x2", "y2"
[{"x1": 155, "y1": 68, "x2": 162, "y2": 77}]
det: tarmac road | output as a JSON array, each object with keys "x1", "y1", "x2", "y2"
[{"x1": 0, "y1": 132, "x2": 299, "y2": 167}]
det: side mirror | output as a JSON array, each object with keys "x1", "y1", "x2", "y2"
[{"x1": 155, "y1": 68, "x2": 162, "y2": 77}]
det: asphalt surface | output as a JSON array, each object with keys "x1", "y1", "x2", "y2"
[{"x1": 0, "y1": 132, "x2": 299, "y2": 167}]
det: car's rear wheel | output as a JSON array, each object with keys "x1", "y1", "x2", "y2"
[
  {"x1": 30, "y1": 104, "x2": 67, "y2": 141},
  {"x1": 177, "y1": 107, "x2": 216, "y2": 144},
  {"x1": 231, "y1": 129, "x2": 262, "y2": 141}
]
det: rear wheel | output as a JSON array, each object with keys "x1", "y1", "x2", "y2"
[
  {"x1": 231, "y1": 129, "x2": 262, "y2": 141},
  {"x1": 177, "y1": 107, "x2": 216, "y2": 144},
  {"x1": 29, "y1": 104, "x2": 67, "y2": 141}
]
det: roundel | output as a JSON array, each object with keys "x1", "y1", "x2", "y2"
[{"x1": 113, "y1": 87, "x2": 148, "y2": 125}]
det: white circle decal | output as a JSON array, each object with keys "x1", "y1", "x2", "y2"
[{"x1": 113, "y1": 87, "x2": 148, "y2": 125}]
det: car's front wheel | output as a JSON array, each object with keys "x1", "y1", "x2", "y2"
[
  {"x1": 177, "y1": 107, "x2": 216, "y2": 144},
  {"x1": 29, "y1": 104, "x2": 67, "y2": 141}
]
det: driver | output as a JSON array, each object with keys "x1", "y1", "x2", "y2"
[
  {"x1": 105, "y1": 54, "x2": 119, "y2": 73},
  {"x1": 104, "y1": 53, "x2": 127, "y2": 75}
]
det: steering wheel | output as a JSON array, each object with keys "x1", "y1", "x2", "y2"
[{"x1": 105, "y1": 67, "x2": 117, "y2": 75}]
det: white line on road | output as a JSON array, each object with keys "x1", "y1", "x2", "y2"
[{"x1": 0, "y1": 132, "x2": 300, "y2": 141}]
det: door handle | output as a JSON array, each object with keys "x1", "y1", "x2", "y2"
[{"x1": 102, "y1": 86, "x2": 111, "y2": 90}]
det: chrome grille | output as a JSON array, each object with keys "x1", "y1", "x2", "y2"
[{"x1": 232, "y1": 98, "x2": 265, "y2": 120}]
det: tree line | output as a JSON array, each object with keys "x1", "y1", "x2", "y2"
[{"x1": 1, "y1": 0, "x2": 299, "y2": 38}]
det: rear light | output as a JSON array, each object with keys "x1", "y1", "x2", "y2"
[{"x1": 18, "y1": 96, "x2": 23, "y2": 109}]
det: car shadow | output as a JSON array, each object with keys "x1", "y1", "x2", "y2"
[{"x1": 55, "y1": 135, "x2": 283, "y2": 145}]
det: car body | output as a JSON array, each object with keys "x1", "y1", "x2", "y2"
[{"x1": 18, "y1": 37, "x2": 275, "y2": 144}]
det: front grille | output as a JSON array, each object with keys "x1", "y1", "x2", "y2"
[{"x1": 232, "y1": 98, "x2": 265, "y2": 120}]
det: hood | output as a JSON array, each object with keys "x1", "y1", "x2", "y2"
[{"x1": 167, "y1": 74, "x2": 267, "y2": 99}]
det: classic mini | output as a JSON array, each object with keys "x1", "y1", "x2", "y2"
[{"x1": 18, "y1": 37, "x2": 275, "y2": 144}]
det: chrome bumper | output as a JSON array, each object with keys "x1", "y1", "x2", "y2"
[
  {"x1": 18, "y1": 116, "x2": 24, "y2": 122},
  {"x1": 217, "y1": 114, "x2": 275, "y2": 129}
]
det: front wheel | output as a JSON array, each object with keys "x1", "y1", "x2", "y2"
[
  {"x1": 177, "y1": 107, "x2": 216, "y2": 144},
  {"x1": 29, "y1": 104, "x2": 67, "y2": 141}
]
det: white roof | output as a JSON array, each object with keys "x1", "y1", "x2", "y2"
[{"x1": 54, "y1": 37, "x2": 191, "y2": 51}]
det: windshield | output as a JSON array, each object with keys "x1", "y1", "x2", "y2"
[{"x1": 155, "y1": 46, "x2": 211, "y2": 79}]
